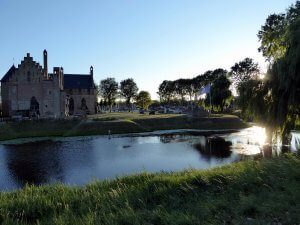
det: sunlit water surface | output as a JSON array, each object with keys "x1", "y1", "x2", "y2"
[{"x1": 0, "y1": 126, "x2": 298, "y2": 191}]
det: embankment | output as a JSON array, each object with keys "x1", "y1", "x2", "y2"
[{"x1": 0, "y1": 114, "x2": 248, "y2": 141}]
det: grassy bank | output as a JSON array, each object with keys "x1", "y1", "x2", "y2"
[
  {"x1": 0, "y1": 113, "x2": 248, "y2": 141},
  {"x1": 0, "y1": 154, "x2": 299, "y2": 224}
]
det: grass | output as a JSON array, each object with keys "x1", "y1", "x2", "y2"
[
  {"x1": 0, "y1": 154, "x2": 299, "y2": 224},
  {"x1": 0, "y1": 113, "x2": 249, "y2": 141}
]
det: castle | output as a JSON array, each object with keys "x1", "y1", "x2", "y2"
[{"x1": 0, "y1": 50, "x2": 97, "y2": 118}]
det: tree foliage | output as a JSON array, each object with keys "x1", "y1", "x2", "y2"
[
  {"x1": 257, "y1": 13, "x2": 287, "y2": 61},
  {"x1": 99, "y1": 78, "x2": 119, "y2": 112},
  {"x1": 136, "y1": 91, "x2": 152, "y2": 110},
  {"x1": 157, "y1": 69, "x2": 230, "y2": 108},
  {"x1": 236, "y1": 1, "x2": 300, "y2": 143},
  {"x1": 258, "y1": 1, "x2": 300, "y2": 62},
  {"x1": 157, "y1": 80, "x2": 175, "y2": 103},
  {"x1": 205, "y1": 69, "x2": 232, "y2": 112},
  {"x1": 120, "y1": 78, "x2": 138, "y2": 111},
  {"x1": 230, "y1": 58, "x2": 260, "y2": 87}
]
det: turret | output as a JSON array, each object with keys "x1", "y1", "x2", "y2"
[
  {"x1": 90, "y1": 66, "x2": 94, "y2": 87},
  {"x1": 60, "y1": 67, "x2": 64, "y2": 89},
  {"x1": 53, "y1": 67, "x2": 64, "y2": 90},
  {"x1": 43, "y1": 49, "x2": 48, "y2": 79}
]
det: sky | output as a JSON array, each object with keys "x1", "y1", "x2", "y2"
[{"x1": 0, "y1": 0, "x2": 296, "y2": 99}]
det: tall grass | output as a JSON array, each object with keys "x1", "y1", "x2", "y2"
[{"x1": 0, "y1": 154, "x2": 299, "y2": 224}]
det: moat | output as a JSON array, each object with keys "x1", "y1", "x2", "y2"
[{"x1": 0, "y1": 126, "x2": 299, "y2": 191}]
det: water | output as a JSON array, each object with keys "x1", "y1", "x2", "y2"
[{"x1": 0, "y1": 126, "x2": 298, "y2": 191}]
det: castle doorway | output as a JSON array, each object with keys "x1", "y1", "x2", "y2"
[
  {"x1": 30, "y1": 96, "x2": 39, "y2": 117},
  {"x1": 81, "y1": 98, "x2": 88, "y2": 110}
]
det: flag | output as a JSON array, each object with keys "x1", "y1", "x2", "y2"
[{"x1": 199, "y1": 84, "x2": 211, "y2": 95}]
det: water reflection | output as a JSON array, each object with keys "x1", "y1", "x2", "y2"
[
  {"x1": 0, "y1": 126, "x2": 298, "y2": 191},
  {"x1": 4, "y1": 141, "x2": 64, "y2": 188},
  {"x1": 159, "y1": 134, "x2": 188, "y2": 143},
  {"x1": 193, "y1": 136, "x2": 232, "y2": 159}
]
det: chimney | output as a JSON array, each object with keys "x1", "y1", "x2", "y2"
[{"x1": 43, "y1": 49, "x2": 48, "y2": 78}]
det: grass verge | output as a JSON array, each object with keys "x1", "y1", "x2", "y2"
[
  {"x1": 0, "y1": 113, "x2": 248, "y2": 141},
  {"x1": 0, "y1": 154, "x2": 299, "y2": 224}
]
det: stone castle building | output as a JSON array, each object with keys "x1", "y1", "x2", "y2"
[{"x1": 0, "y1": 50, "x2": 97, "y2": 118}]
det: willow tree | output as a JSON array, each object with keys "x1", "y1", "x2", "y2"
[
  {"x1": 265, "y1": 18, "x2": 300, "y2": 143},
  {"x1": 254, "y1": 1, "x2": 300, "y2": 143}
]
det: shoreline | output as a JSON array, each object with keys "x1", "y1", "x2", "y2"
[
  {"x1": 0, "y1": 128, "x2": 243, "y2": 145},
  {"x1": 0, "y1": 113, "x2": 249, "y2": 142}
]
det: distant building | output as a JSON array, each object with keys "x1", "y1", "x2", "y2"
[{"x1": 0, "y1": 50, "x2": 97, "y2": 118}]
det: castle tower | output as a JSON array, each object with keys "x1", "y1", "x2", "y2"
[{"x1": 43, "y1": 49, "x2": 48, "y2": 79}]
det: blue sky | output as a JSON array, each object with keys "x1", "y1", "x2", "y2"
[{"x1": 0, "y1": 0, "x2": 295, "y2": 99}]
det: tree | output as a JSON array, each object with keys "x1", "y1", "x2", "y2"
[
  {"x1": 230, "y1": 58, "x2": 260, "y2": 87},
  {"x1": 99, "y1": 78, "x2": 118, "y2": 112},
  {"x1": 235, "y1": 79, "x2": 268, "y2": 121},
  {"x1": 157, "y1": 80, "x2": 175, "y2": 103},
  {"x1": 240, "y1": 1, "x2": 300, "y2": 144},
  {"x1": 205, "y1": 72, "x2": 232, "y2": 112},
  {"x1": 257, "y1": 13, "x2": 287, "y2": 62},
  {"x1": 183, "y1": 79, "x2": 194, "y2": 102},
  {"x1": 203, "y1": 69, "x2": 227, "y2": 85},
  {"x1": 173, "y1": 79, "x2": 188, "y2": 103},
  {"x1": 120, "y1": 78, "x2": 138, "y2": 111},
  {"x1": 135, "y1": 91, "x2": 152, "y2": 110},
  {"x1": 230, "y1": 58, "x2": 260, "y2": 113},
  {"x1": 193, "y1": 74, "x2": 205, "y2": 91},
  {"x1": 266, "y1": 17, "x2": 300, "y2": 142},
  {"x1": 258, "y1": 1, "x2": 300, "y2": 62}
]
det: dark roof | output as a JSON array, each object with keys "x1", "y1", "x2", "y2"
[
  {"x1": 1, "y1": 65, "x2": 16, "y2": 82},
  {"x1": 64, "y1": 74, "x2": 94, "y2": 89}
]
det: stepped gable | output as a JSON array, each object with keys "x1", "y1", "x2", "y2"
[{"x1": 1, "y1": 65, "x2": 16, "y2": 82}]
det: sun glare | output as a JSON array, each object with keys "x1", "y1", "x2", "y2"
[{"x1": 250, "y1": 126, "x2": 266, "y2": 146}]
